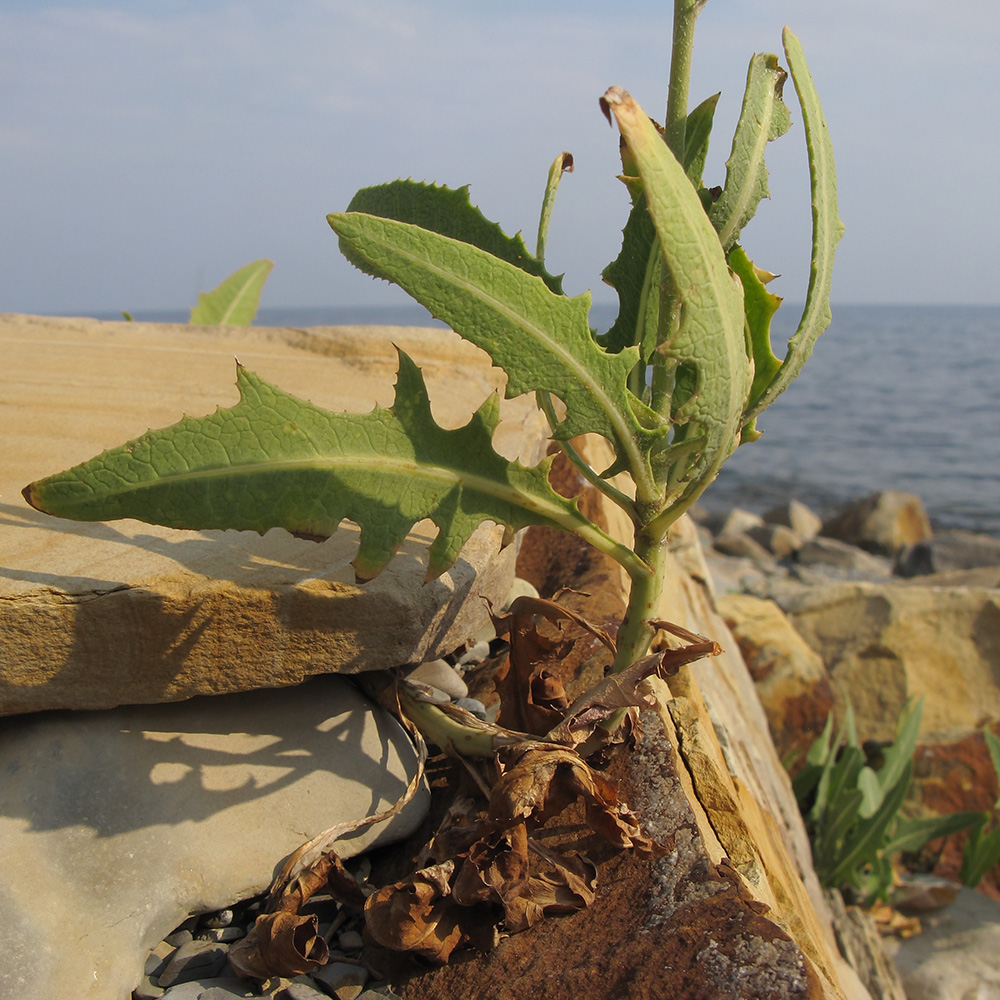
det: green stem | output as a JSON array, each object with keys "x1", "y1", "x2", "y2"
[
  {"x1": 664, "y1": 0, "x2": 706, "y2": 160},
  {"x1": 535, "y1": 390, "x2": 639, "y2": 520},
  {"x1": 610, "y1": 524, "x2": 669, "y2": 674}
]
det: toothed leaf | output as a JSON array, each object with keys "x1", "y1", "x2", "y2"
[
  {"x1": 709, "y1": 53, "x2": 791, "y2": 251},
  {"x1": 23, "y1": 353, "x2": 601, "y2": 582}
]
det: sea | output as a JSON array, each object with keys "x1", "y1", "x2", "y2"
[{"x1": 93, "y1": 302, "x2": 1000, "y2": 539}]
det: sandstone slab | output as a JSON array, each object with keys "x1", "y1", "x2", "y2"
[
  {"x1": 782, "y1": 581, "x2": 1000, "y2": 741},
  {"x1": 1, "y1": 314, "x2": 546, "y2": 715},
  {"x1": 0, "y1": 674, "x2": 428, "y2": 1000}
]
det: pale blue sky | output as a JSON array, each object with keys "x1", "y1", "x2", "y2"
[{"x1": 2, "y1": 0, "x2": 998, "y2": 315}]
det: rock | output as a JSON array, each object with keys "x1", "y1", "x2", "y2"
[
  {"x1": 503, "y1": 576, "x2": 540, "y2": 609},
  {"x1": 717, "y1": 593, "x2": 835, "y2": 762},
  {"x1": 713, "y1": 531, "x2": 778, "y2": 567},
  {"x1": 1, "y1": 315, "x2": 549, "y2": 716},
  {"x1": 456, "y1": 639, "x2": 491, "y2": 667},
  {"x1": 764, "y1": 500, "x2": 824, "y2": 542},
  {"x1": 279, "y1": 980, "x2": 330, "y2": 1000},
  {"x1": 795, "y1": 538, "x2": 893, "y2": 578},
  {"x1": 311, "y1": 961, "x2": 369, "y2": 999},
  {"x1": 822, "y1": 491, "x2": 932, "y2": 556},
  {"x1": 824, "y1": 890, "x2": 906, "y2": 1000},
  {"x1": 453, "y1": 697, "x2": 488, "y2": 720},
  {"x1": 158, "y1": 941, "x2": 229, "y2": 988},
  {"x1": 337, "y1": 930, "x2": 365, "y2": 952},
  {"x1": 0, "y1": 675, "x2": 428, "y2": 1000},
  {"x1": 881, "y1": 887, "x2": 1000, "y2": 1000},
  {"x1": 406, "y1": 659, "x2": 468, "y2": 700},
  {"x1": 781, "y1": 581, "x2": 1000, "y2": 741},
  {"x1": 748, "y1": 523, "x2": 805, "y2": 559},
  {"x1": 158, "y1": 980, "x2": 254, "y2": 1000},
  {"x1": 666, "y1": 513, "x2": 717, "y2": 597},
  {"x1": 714, "y1": 506, "x2": 767, "y2": 538},
  {"x1": 895, "y1": 529, "x2": 1000, "y2": 578}
]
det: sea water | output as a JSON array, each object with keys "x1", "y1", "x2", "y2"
[{"x1": 97, "y1": 302, "x2": 1000, "y2": 538}]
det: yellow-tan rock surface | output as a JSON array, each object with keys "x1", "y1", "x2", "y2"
[{"x1": 1, "y1": 314, "x2": 544, "y2": 716}]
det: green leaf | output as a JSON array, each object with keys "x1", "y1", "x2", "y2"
[
  {"x1": 984, "y1": 729, "x2": 1000, "y2": 807},
  {"x1": 728, "y1": 245, "x2": 782, "y2": 434},
  {"x1": 189, "y1": 259, "x2": 274, "y2": 326},
  {"x1": 827, "y1": 761, "x2": 913, "y2": 890},
  {"x1": 683, "y1": 93, "x2": 720, "y2": 187},
  {"x1": 878, "y1": 699, "x2": 923, "y2": 795},
  {"x1": 23, "y1": 352, "x2": 622, "y2": 582},
  {"x1": 328, "y1": 210, "x2": 661, "y2": 502},
  {"x1": 344, "y1": 180, "x2": 564, "y2": 295},
  {"x1": 857, "y1": 766, "x2": 882, "y2": 819},
  {"x1": 886, "y1": 811, "x2": 981, "y2": 856},
  {"x1": 536, "y1": 152, "x2": 574, "y2": 263},
  {"x1": 709, "y1": 53, "x2": 791, "y2": 251},
  {"x1": 600, "y1": 87, "x2": 749, "y2": 513},
  {"x1": 600, "y1": 97, "x2": 718, "y2": 365},
  {"x1": 742, "y1": 29, "x2": 845, "y2": 428},
  {"x1": 961, "y1": 818, "x2": 1000, "y2": 887}
]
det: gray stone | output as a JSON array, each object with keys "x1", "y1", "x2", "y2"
[
  {"x1": 454, "y1": 697, "x2": 488, "y2": 720},
  {"x1": 895, "y1": 529, "x2": 1000, "y2": 578},
  {"x1": 199, "y1": 927, "x2": 243, "y2": 942},
  {"x1": 763, "y1": 499, "x2": 824, "y2": 542},
  {"x1": 337, "y1": 930, "x2": 365, "y2": 952},
  {"x1": 822, "y1": 490, "x2": 932, "y2": 555},
  {"x1": 158, "y1": 980, "x2": 254, "y2": 1000},
  {"x1": 310, "y1": 961, "x2": 369, "y2": 999},
  {"x1": 712, "y1": 531, "x2": 777, "y2": 567},
  {"x1": 279, "y1": 980, "x2": 330, "y2": 999},
  {"x1": 882, "y1": 887, "x2": 1000, "y2": 999},
  {"x1": 747, "y1": 522, "x2": 804, "y2": 559},
  {"x1": 456, "y1": 639, "x2": 491, "y2": 666},
  {"x1": 2, "y1": 315, "x2": 548, "y2": 716},
  {"x1": 795, "y1": 536, "x2": 893, "y2": 578},
  {"x1": 406, "y1": 658, "x2": 468, "y2": 699},
  {"x1": 715, "y1": 506, "x2": 766, "y2": 537},
  {"x1": 0, "y1": 675, "x2": 428, "y2": 1000},
  {"x1": 157, "y1": 939, "x2": 229, "y2": 987}
]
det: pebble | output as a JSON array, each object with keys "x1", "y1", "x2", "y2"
[
  {"x1": 311, "y1": 961, "x2": 369, "y2": 999},
  {"x1": 157, "y1": 979, "x2": 253, "y2": 999},
  {"x1": 201, "y1": 909, "x2": 234, "y2": 928},
  {"x1": 337, "y1": 929, "x2": 365, "y2": 951},
  {"x1": 199, "y1": 926, "x2": 245, "y2": 942},
  {"x1": 406, "y1": 658, "x2": 468, "y2": 699},
  {"x1": 503, "y1": 576, "x2": 539, "y2": 610},
  {"x1": 157, "y1": 941, "x2": 230, "y2": 988},
  {"x1": 456, "y1": 639, "x2": 491, "y2": 667},
  {"x1": 279, "y1": 980, "x2": 329, "y2": 999},
  {"x1": 134, "y1": 975, "x2": 166, "y2": 1000},
  {"x1": 454, "y1": 697, "x2": 487, "y2": 720}
]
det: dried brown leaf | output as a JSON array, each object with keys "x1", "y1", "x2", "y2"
[
  {"x1": 363, "y1": 861, "x2": 472, "y2": 964},
  {"x1": 229, "y1": 911, "x2": 330, "y2": 980}
]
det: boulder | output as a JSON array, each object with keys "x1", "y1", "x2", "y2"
[
  {"x1": 0, "y1": 675, "x2": 429, "y2": 1000},
  {"x1": 714, "y1": 531, "x2": 778, "y2": 567},
  {"x1": 749, "y1": 522, "x2": 806, "y2": 559},
  {"x1": 795, "y1": 538, "x2": 893, "y2": 578},
  {"x1": 765, "y1": 500, "x2": 824, "y2": 543},
  {"x1": 822, "y1": 492, "x2": 932, "y2": 556},
  {"x1": 881, "y1": 887, "x2": 1000, "y2": 1000},
  {"x1": 717, "y1": 593, "x2": 835, "y2": 763},
  {"x1": 1, "y1": 314, "x2": 546, "y2": 715},
  {"x1": 895, "y1": 529, "x2": 1000, "y2": 578},
  {"x1": 781, "y1": 581, "x2": 1000, "y2": 741}
]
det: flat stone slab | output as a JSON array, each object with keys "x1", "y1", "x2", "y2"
[
  {"x1": 1, "y1": 314, "x2": 545, "y2": 715},
  {"x1": 0, "y1": 674, "x2": 428, "y2": 1000}
]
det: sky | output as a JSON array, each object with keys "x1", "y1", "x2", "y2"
[{"x1": 2, "y1": 0, "x2": 999, "y2": 316}]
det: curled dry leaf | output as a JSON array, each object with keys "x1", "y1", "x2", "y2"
[
  {"x1": 491, "y1": 595, "x2": 615, "y2": 736},
  {"x1": 364, "y1": 861, "x2": 474, "y2": 964},
  {"x1": 229, "y1": 911, "x2": 329, "y2": 980},
  {"x1": 489, "y1": 744, "x2": 660, "y2": 855},
  {"x1": 547, "y1": 622, "x2": 721, "y2": 747}
]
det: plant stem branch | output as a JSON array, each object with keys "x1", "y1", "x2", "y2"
[
  {"x1": 535, "y1": 391, "x2": 638, "y2": 519},
  {"x1": 664, "y1": 0, "x2": 706, "y2": 160}
]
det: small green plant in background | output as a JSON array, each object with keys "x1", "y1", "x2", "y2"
[
  {"x1": 122, "y1": 258, "x2": 273, "y2": 325},
  {"x1": 959, "y1": 727, "x2": 1000, "y2": 887},
  {"x1": 794, "y1": 701, "x2": 983, "y2": 904}
]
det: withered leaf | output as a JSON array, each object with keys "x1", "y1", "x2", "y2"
[
  {"x1": 451, "y1": 823, "x2": 531, "y2": 909},
  {"x1": 492, "y1": 595, "x2": 615, "y2": 736},
  {"x1": 229, "y1": 911, "x2": 329, "y2": 980},
  {"x1": 364, "y1": 861, "x2": 472, "y2": 964},
  {"x1": 504, "y1": 845, "x2": 598, "y2": 933}
]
